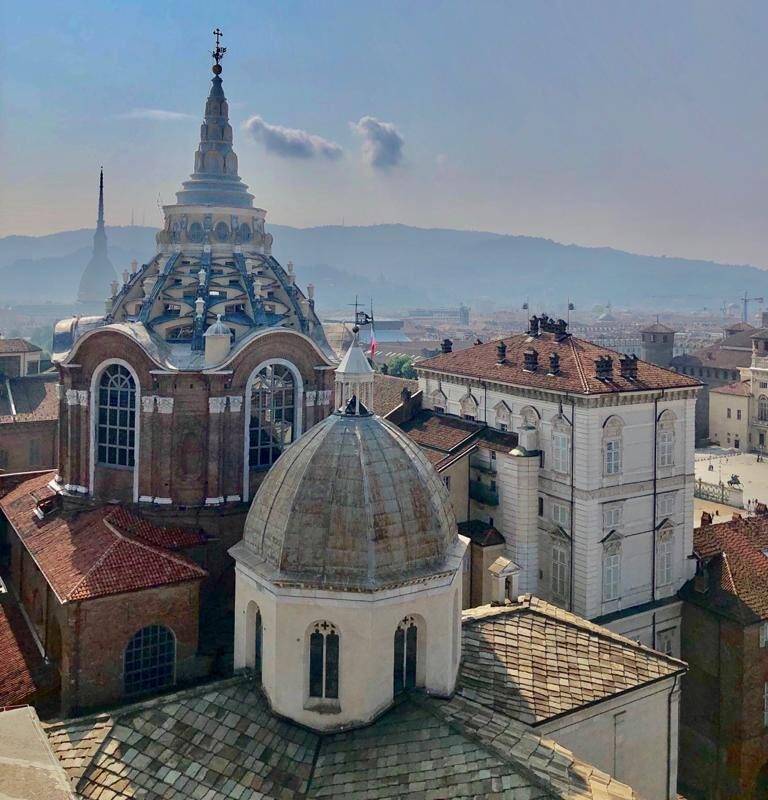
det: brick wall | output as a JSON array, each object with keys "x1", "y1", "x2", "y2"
[{"x1": 0, "y1": 420, "x2": 58, "y2": 473}]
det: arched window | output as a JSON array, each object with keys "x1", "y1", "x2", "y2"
[
  {"x1": 760, "y1": 396, "x2": 768, "y2": 422},
  {"x1": 459, "y1": 392, "x2": 478, "y2": 421},
  {"x1": 309, "y1": 621, "x2": 339, "y2": 699},
  {"x1": 657, "y1": 410, "x2": 676, "y2": 468},
  {"x1": 520, "y1": 405, "x2": 540, "y2": 429},
  {"x1": 214, "y1": 221, "x2": 229, "y2": 241},
  {"x1": 97, "y1": 364, "x2": 136, "y2": 467},
  {"x1": 239, "y1": 223, "x2": 252, "y2": 242},
  {"x1": 187, "y1": 222, "x2": 204, "y2": 243},
  {"x1": 602, "y1": 416, "x2": 624, "y2": 476},
  {"x1": 124, "y1": 624, "x2": 176, "y2": 696},
  {"x1": 245, "y1": 601, "x2": 262, "y2": 680},
  {"x1": 249, "y1": 364, "x2": 296, "y2": 469},
  {"x1": 655, "y1": 526, "x2": 674, "y2": 588},
  {"x1": 393, "y1": 616, "x2": 419, "y2": 694},
  {"x1": 602, "y1": 536, "x2": 622, "y2": 602}
]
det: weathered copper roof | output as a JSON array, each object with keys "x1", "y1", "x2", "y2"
[{"x1": 240, "y1": 412, "x2": 458, "y2": 590}]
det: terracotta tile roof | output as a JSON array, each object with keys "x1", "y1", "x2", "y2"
[
  {"x1": 458, "y1": 520, "x2": 505, "y2": 546},
  {"x1": 710, "y1": 380, "x2": 752, "y2": 397},
  {"x1": 683, "y1": 517, "x2": 768, "y2": 622},
  {"x1": 106, "y1": 506, "x2": 207, "y2": 551},
  {"x1": 371, "y1": 373, "x2": 418, "y2": 418},
  {"x1": 0, "y1": 473, "x2": 206, "y2": 603},
  {"x1": 725, "y1": 322, "x2": 756, "y2": 333},
  {"x1": 0, "y1": 338, "x2": 42, "y2": 354},
  {"x1": 0, "y1": 601, "x2": 50, "y2": 706},
  {"x1": 47, "y1": 676, "x2": 640, "y2": 799},
  {"x1": 399, "y1": 410, "x2": 478, "y2": 452},
  {"x1": 459, "y1": 596, "x2": 685, "y2": 725},
  {"x1": 0, "y1": 374, "x2": 59, "y2": 424},
  {"x1": 419, "y1": 332, "x2": 700, "y2": 395}
]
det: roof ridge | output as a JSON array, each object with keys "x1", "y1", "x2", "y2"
[
  {"x1": 102, "y1": 514, "x2": 206, "y2": 576},
  {"x1": 568, "y1": 336, "x2": 591, "y2": 394},
  {"x1": 64, "y1": 517, "x2": 125, "y2": 601}
]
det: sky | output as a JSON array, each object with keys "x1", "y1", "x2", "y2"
[{"x1": 1, "y1": 0, "x2": 767, "y2": 267}]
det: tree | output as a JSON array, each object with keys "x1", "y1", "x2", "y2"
[{"x1": 387, "y1": 355, "x2": 416, "y2": 379}]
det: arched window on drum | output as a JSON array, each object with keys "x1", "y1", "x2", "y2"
[
  {"x1": 249, "y1": 364, "x2": 296, "y2": 469},
  {"x1": 97, "y1": 364, "x2": 136, "y2": 467}
]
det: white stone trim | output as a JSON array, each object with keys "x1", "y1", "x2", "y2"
[
  {"x1": 156, "y1": 397, "x2": 174, "y2": 414},
  {"x1": 228, "y1": 395, "x2": 243, "y2": 413},
  {"x1": 139, "y1": 495, "x2": 153, "y2": 503},
  {"x1": 242, "y1": 358, "x2": 304, "y2": 503},
  {"x1": 209, "y1": 396, "x2": 227, "y2": 413},
  {"x1": 63, "y1": 483, "x2": 88, "y2": 494},
  {"x1": 226, "y1": 494, "x2": 241, "y2": 502},
  {"x1": 141, "y1": 395, "x2": 156, "y2": 413},
  {"x1": 205, "y1": 496, "x2": 225, "y2": 505},
  {"x1": 65, "y1": 389, "x2": 88, "y2": 407},
  {"x1": 153, "y1": 496, "x2": 172, "y2": 505},
  {"x1": 89, "y1": 358, "x2": 141, "y2": 504}
]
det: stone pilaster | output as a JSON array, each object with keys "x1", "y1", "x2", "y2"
[{"x1": 205, "y1": 396, "x2": 227, "y2": 505}]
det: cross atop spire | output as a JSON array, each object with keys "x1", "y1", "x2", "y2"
[{"x1": 212, "y1": 27, "x2": 226, "y2": 74}]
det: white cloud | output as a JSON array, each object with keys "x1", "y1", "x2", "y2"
[
  {"x1": 351, "y1": 116, "x2": 404, "y2": 169},
  {"x1": 118, "y1": 108, "x2": 194, "y2": 121},
  {"x1": 244, "y1": 115, "x2": 343, "y2": 160}
]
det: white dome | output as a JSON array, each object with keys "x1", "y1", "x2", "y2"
[{"x1": 242, "y1": 411, "x2": 458, "y2": 590}]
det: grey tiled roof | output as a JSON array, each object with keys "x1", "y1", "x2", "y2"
[
  {"x1": 459, "y1": 597, "x2": 686, "y2": 725},
  {"x1": 46, "y1": 677, "x2": 640, "y2": 799}
]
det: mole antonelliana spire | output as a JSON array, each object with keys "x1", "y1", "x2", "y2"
[{"x1": 77, "y1": 167, "x2": 118, "y2": 306}]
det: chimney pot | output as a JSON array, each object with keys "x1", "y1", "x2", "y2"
[
  {"x1": 523, "y1": 348, "x2": 539, "y2": 372},
  {"x1": 548, "y1": 352, "x2": 561, "y2": 375},
  {"x1": 441, "y1": 338, "x2": 453, "y2": 354},
  {"x1": 496, "y1": 340, "x2": 507, "y2": 364}
]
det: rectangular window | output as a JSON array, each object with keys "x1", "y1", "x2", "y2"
[
  {"x1": 656, "y1": 629, "x2": 675, "y2": 656},
  {"x1": 603, "y1": 504, "x2": 622, "y2": 530},
  {"x1": 443, "y1": 475, "x2": 451, "y2": 491},
  {"x1": 727, "y1": 408, "x2": 732, "y2": 419},
  {"x1": 657, "y1": 492, "x2": 676, "y2": 518},
  {"x1": 656, "y1": 534, "x2": 674, "y2": 587},
  {"x1": 737, "y1": 409, "x2": 742, "y2": 420},
  {"x1": 538, "y1": 497, "x2": 544, "y2": 517},
  {"x1": 552, "y1": 502, "x2": 570, "y2": 530},
  {"x1": 658, "y1": 430, "x2": 674, "y2": 467},
  {"x1": 602, "y1": 551, "x2": 620, "y2": 601},
  {"x1": 463, "y1": 414, "x2": 475, "y2": 421},
  {"x1": 552, "y1": 432, "x2": 570, "y2": 473},
  {"x1": 605, "y1": 439, "x2": 622, "y2": 475},
  {"x1": 498, "y1": 422, "x2": 508, "y2": 432},
  {"x1": 551, "y1": 542, "x2": 570, "y2": 602},
  {"x1": 433, "y1": 406, "x2": 445, "y2": 414}
]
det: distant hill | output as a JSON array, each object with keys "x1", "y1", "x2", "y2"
[{"x1": 1, "y1": 223, "x2": 766, "y2": 313}]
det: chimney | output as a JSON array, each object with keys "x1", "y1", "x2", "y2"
[
  {"x1": 595, "y1": 356, "x2": 613, "y2": 381},
  {"x1": 619, "y1": 353, "x2": 638, "y2": 380},
  {"x1": 700, "y1": 511, "x2": 713, "y2": 527},
  {"x1": 131, "y1": 258, "x2": 138, "y2": 274},
  {"x1": 523, "y1": 348, "x2": 538, "y2": 372},
  {"x1": 528, "y1": 316, "x2": 540, "y2": 337},
  {"x1": 496, "y1": 340, "x2": 507, "y2": 364},
  {"x1": 122, "y1": 269, "x2": 130, "y2": 284},
  {"x1": 548, "y1": 352, "x2": 561, "y2": 375},
  {"x1": 441, "y1": 338, "x2": 453, "y2": 354}
]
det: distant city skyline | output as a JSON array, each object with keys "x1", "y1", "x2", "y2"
[{"x1": 1, "y1": 0, "x2": 767, "y2": 268}]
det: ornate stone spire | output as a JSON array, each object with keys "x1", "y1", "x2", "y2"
[
  {"x1": 335, "y1": 325, "x2": 375, "y2": 415},
  {"x1": 174, "y1": 29, "x2": 254, "y2": 208},
  {"x1": 77, "y1": 168, "x2": 118, "y2": 305}
]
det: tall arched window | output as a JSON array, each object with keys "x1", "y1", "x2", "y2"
[
  {"x1": 760, "y1": 396, "x2": 768, "y2": 422},
  {"x1": 657, "y1": 410, "x2": 676, "y2": 468},
  {"x1": 97, "y1": 364, "x2": 136, "y2": 467},
  {"x1": 393, "y1": 616, "x2": 419, "y2": 694},
  {"x1": 124, "y1": 624, "x2": 176, "y2": 696},
  {"x1": 308, "y1": 621, "x2": 339, "y2": 700},
  {"x1": 249, "y1": 364, "x2": 296, "y2": 469},
  {"x1": 602, "y1": 416, "x2": 624, "y2": 476}
]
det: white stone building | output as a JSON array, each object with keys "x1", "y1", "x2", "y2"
[{"x1": 413, "y1": 315, "x2": 701, "y2": 654}]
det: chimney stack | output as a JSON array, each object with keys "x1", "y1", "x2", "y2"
[
  {"x1": 619, "y1": 353, "x2": 638, "y2": 381},
  {"x1": 441, "y1": 338, "x2": 453, "y2": 354},
  {"x1": 700, "y1": 511, "x2": 713, "y2": 527},
  {"x1": 528, "y1": 316, "x2": 540, "y2": 337},
  {"x1": 523, "y1": 348, "x2": 539, "y2": 372},
  {"x1": 131, "y1": 258, "x2": 138, "y2": 274},
  {"x1": 496, "y1": 340, "x2": 507, "y2": 364},
  {"x1": 548, "y1": 352, "x2": 561, "y2": 375},
  {"x1": 595, "y1": 356, "x2": 614, "y2": 381}
]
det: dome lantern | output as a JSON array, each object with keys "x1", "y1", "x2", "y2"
[{"x1": 334, "y1": 325, "x2": 374, "y2": 415}]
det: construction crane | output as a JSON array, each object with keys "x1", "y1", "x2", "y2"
[{"x1": 739, "y1": 292, "x2": 763, "y2": 323}]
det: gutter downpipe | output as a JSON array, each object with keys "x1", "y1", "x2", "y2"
[
  {"x1": 667, "y1": 671, "x2": 680, "y2": 800},
  {"x1": 651, "y1": 389, "x2": 666, "y2": 650},
  {"x1": 567, "y1": 393, "x2": 576, "y2": 613}
]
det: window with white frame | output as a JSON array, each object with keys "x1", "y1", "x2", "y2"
[
  {"x1": 657, "y1": 492, "x2": 676, "y2": 518},
  {"x1": 760, "y1": 396, "x2": 768, "y2": 422},
  {"x1": 552, "y1": 502, "x2": 570, "y2": 531},
  {"x1": 602, "y1": 539, "x2": 621, "y2": 602},
  {"x1": 603, "y1": 503, "x2": 623, "y2": 530},
  {"x1": 249, "y1": 364, "x2": 296, "y2": 469},
  {"x1": 552, "y1": 431, "x2": 570, "y2": 473},
  {"x1": 656, "y1": 629, "x2": 675, "y2": 656},
  {"x1": 494, "y1": 402, "x2": 511, "y2": 431},
  {"x1": 656, "y1": 527, "x2": 674, "y2": 587},
  {"x1": 759, "y1": 622, "x2": 768, "y2": 648},
  {"x1": 657, "y1": 411, "x2": 676, "y2": 468},
  {"x1": 604, "y1": 438, "x2": 622, "y2": 475},
  {"x1": 97, "y1": 364, "x2": 137, "y2": 467},
  {"x1": 551, "y1": 539, "x2": 570, "y2": 602}
]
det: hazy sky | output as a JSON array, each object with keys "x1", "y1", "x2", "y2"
[{"x1": 1, "y1": 1, "x2": 767, "y2": 267}]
